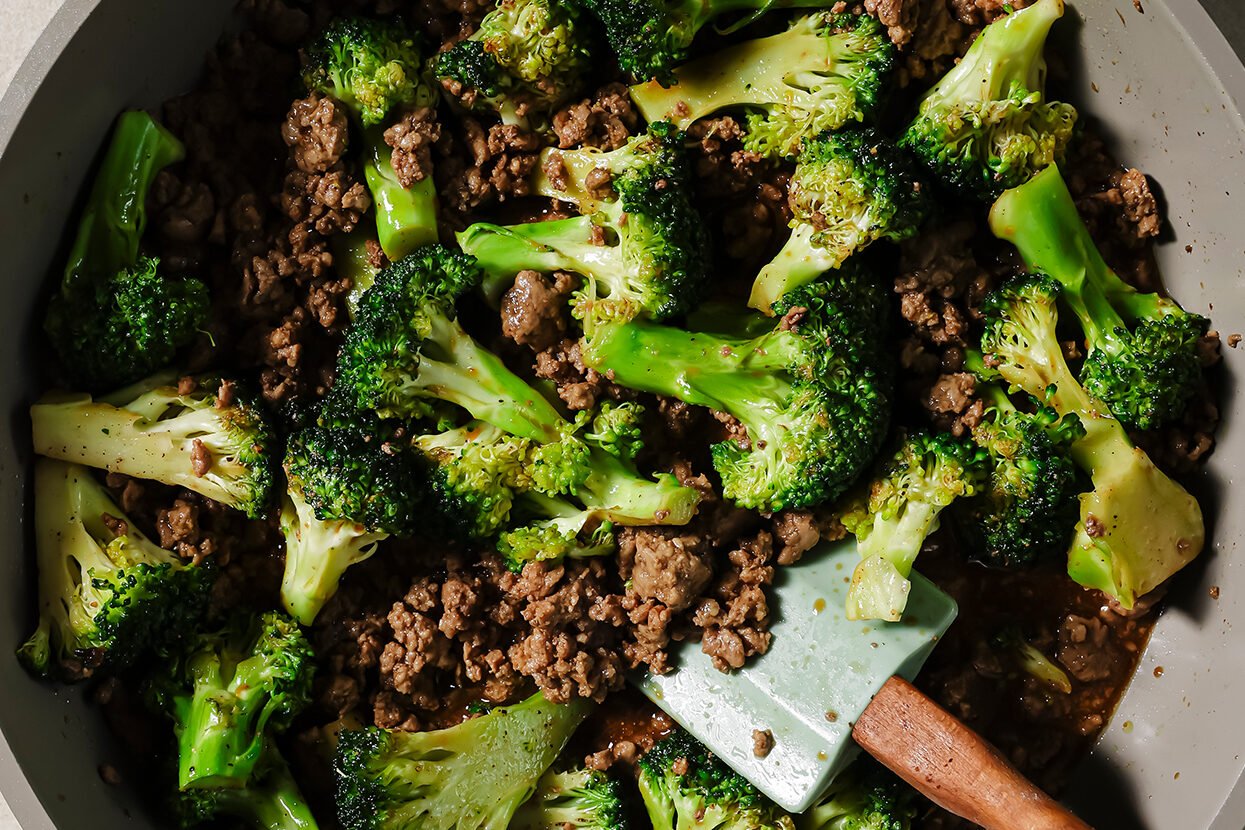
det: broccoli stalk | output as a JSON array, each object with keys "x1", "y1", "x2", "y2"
[
  {"x1": 334, "y1": 692, "x2": 592, "y2": 830},
  {"x1": 46, "y1": 110, "x2": 209, "y2": 390},
  {"x1": 280, "y1": 414, "x2": 425, "y2": 624},
  {"x1": 17, "y1": 459, "x2": 213, "y2": 678},
  {"x1": 580, "y1": 269, "x2": 892, "y2": 512},
  {"x1": 582, "y1": 0, "x2": 854, "y2": 86},
  {"x1": 334, "y1": 246, "x2": 701, "y2": 528},
  {"x1": 149, "y1": 611, "x2": 315, "y2": 790},
  {"x1": 749, "y1": 128, "x2": 928, "y2": 313},
  {"x1": 638, "y1": 730, "x2": 795, "y2": 830},
  {"x1": 176, "y1": 749, "x2": 320, "y2": 830},
  {"x1": 990, "y1": 164, "x2": 1208, "y2": 429},
  {"x1": 979, "y1": 274, "x2": 1205, "y2": 608},
  {"x1": 435, "y1": 0, "x2": 594, "y2": 128},
  {"x1": 990, "y1": 626, "x2": 1072, "y2": 695},
  {"x1": 331, "y1": 230, "x2": 382, "y2": 320},
  {"x1": 458, "y1": 122, "x2": 709, "y2": 320},
  {"x1": 31, "y1": 373, "x2": 277, "y2": 519},
  {"x1": 628, "y1": 14, "x2": 894, "y2": 159},
  {"x1": 304, "y1": 17, "x2": 439, "y2": 261},
  {"x1": 511, "y1": 767, "x2": 629, "y2": 830},
  {"x1": 842, "y1": 432, "x2": 987, "y2": 622},
  {"x1": 955, "y1": 363, "x2": 1086, "y2": 569},
  {"x1": 900, "y1": 0, "x2": 1077, "y2": 199},
  {"x1": 799, "y1": 759, "x2": 916, "y2": 830}
]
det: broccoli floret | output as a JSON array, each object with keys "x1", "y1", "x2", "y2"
[
  {"x1": 954, "y1": 371, "x2": 1085, "y2": 569},
  {"x1": 45, "y1": 111, "x2": 208, "y2": 391},
  {"x1": 17, "y1": 459, "x2": 213, "y2": 679},
  {"x1": 511, "y1": 767, "x2": 629, "y2": 830},
  {"x1": 335, "y1": 246, "x2": 702, "y2": 527},
  {"x1": 638, "y1": 730, "x2": 794, "y2": 830},
  {"x1": 990, "y1": 626, "x2": 1072, "y2": 695},
  {"x1": 800, "y1": 759, "x2": 916, "y2": 830},
  {"x1": 749, "y1": 127, "x2": 928, "y2": 313},
  {"x1": 580, "y1": 267, "x2": 892, "y2": 512},
  {"x1": 31, "y1": 373, "x2": 278, "y2": 519},
  {"x1": 333, "y1": 692, "x2": 591, "y2": 830},
  {"x1": 979, "y1": 274, "x2": 1205, "y2": 608},
  {"x1": 900, "y1": 0, "x2": 1077, "y2": 200},
  {"x1": 459, "y1": 122, "x2": 709, "y2": 320},
  {"x1": 842, "y1": 432, "x2": 987, "y2": 622},
  {"x1": 149, "y1": 611, "x2": 315, "y2": 790},
  {"x1": 435, "y1": 0, "x2": 594, "y2": 127},
  {"x1": 582, "y1": 0, "x2": 850, "y2": 86},
  {"x1": 991, "y1": 164, "x2": 1208, "y2": 429},
  {"x1": 584, "y1": 401, "x2": 645, "y2": 463},
  {"x1": 497, "y1": 492, "x2": 617, "y2": 572},
  {"x1": 281, "y1": 413, "x2": 425, "y2": 624},
  {"x1": 304, "y1": 17, "x2": 438, "y2": 260},
  {"x1": 176, "y1": 748, "x2": 320, "y2": 830},
  {"x1": 629, "y1": 13, "x2": 894, "y2": 159}
]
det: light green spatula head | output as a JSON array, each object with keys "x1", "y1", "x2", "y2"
[{"x1": 637, "y1": 538, "x2": 958, "y2": 814}]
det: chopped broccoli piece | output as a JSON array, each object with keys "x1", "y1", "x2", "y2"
[
  {"x1": 17, "y1": 459, "x2": 212, "y2": 679},
  {"x1": 629, "y1": 14, "x2": 894, "y2": 159},
  {"x1": 497, "y1": 492, "x2": 617, "y2": 572},
  {"x1": 334, "y1": 246, "x2": 702, "y2": 528},
  {"x1": 175, "y1": 748, "x2": 320, "y2": 830},
  {"x1": 991, "y1": 164, "x2": 1208, "y2": 429},
  {"x1": 979, "y1": 274, "x2": 1205, "y2": 608},
  {"x1": 584, "y1": 401, "x2": 645, "y2": 463},
  {"x1": 842, "y1": 432, "x2": 987, "y2": 622},
  {"x1": 333, "y1": 692, "x2": 591, "y2": 830},
  {"x1": 638, "y1": 730, "x2": 795, "y2": 830},
  {"x1": 435, "y1": 0, "x2": 594, "y2": 127},
  {"x1": 459, "y1": 122, "x2": 709, "y2": 321},
  {"x1": 149, "y1": 611, "x2": 315, "y2": 790},
  {"x1": 281, "y1": 412, "x2": 425, "y2": 624},
  {"x1": 900, "y1": 0, "x2": 1077, "y2": 200},
  {"x1": 955, "y1": 368, "x2": 1085, "y2": 569},
  {"x1": 45, "y1": 111, "x2": 208, "y2": 391},
  {"x1": 511, "y1": 766, "x2": 629, "y2": 830},
  {"x1": 799, "y1": 759, "x2": 916, "y2": 830},
  {"x1": 31, "y1": 373, "x2": 278, "y2": 519},
  {"x1": 990, "y1": 626, "x2": 1072, "y2": 695},
  {"x1": 332, "y1": 230, "x2": 382, "y2": 320},
  {"x1": 580, "y1": 267, "x2": 892, "y2": 512},
  {"x1": 749, "y1": 127, "x2": 928, "y2": 313},
  {"x1": 304, "y1": 17, "x2": 438, "y2": 260}
]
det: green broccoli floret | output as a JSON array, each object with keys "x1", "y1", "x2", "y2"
[
  {"x1": 511, "y1": 767, "x2": 629, "y2": 830},
  {"x1": 17, "y1": 459, "x2": 213, "y2": 679},
  {"x1": 335, "y1": 246, "x2": 702, "y2": 527},
  {"x1": 304, "y1": 17, "x2": 438, "y2": 260},
  {"x1": 955, "y1": 368, "x2": 1085, "y2": 569},
  {"x1": 333, "y1": 692, "x2": 591, "y2": 830},
  {"x1": 580, "y1": 267, "x2": 892, "y2": 512},
  {"x1": 629, "y1": 14, "x2": 894, "y2": 159},
  {"x1": 979, "y1": 274, "x2": 1205, "y2": 608},
  {"x1": 584, "y1": 401, "x2": 645, "y2": 463},
  {"x1": 799, "y1": 759, "x2": 915, "y2": 830},
  {"x1": 638, "y1": 730, "x2": 794, "y2": 830},
  {"x1": 842, "y1": 432, "x2": 987, "y2": 622},
  {"x1": 31, "y1": 373, "x2": 278, "y2": 519},
  {"x1": 281, "y1": 413, "x2": 425, "y2": 624},
  {"x1": 749, "y1": 127, "x2": 928, "y2": 314},
  {"x1": 582, "y1": 0, "x2": 847, "y2": 85},
  {"x1": 45, "y1": 110, "x2": 208, "y2": 391},
  {"x1": 990, "y1": 164, "x2": 1208, "y2": 430},
  {"x1": 175, "y1": 748, "x2": 320, "y2": 830},
  {"x1": 497, "y1": 492, "x2": 617, "y2": 572},
  {"x1": 459, "y1": 122, "x2": 709, "y2": 321},
  {"x1": 435, "y1": 0, "x2": 594, "y2": 127},
  {"x1": 148, "y1": 611, "x2": 315, "y2": 790},
  {"x1": 990, "y1": 626, "x2": 1072, "y2": 695},
  {"x1": 900, "y1": 0, "x2": 1077, "y2": 200}
]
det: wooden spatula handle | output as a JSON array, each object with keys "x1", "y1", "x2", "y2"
[{"x1": 853, "y1": 677, "x2": 1092, "y2": 830}]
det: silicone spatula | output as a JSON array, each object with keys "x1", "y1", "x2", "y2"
[{"x1": 637, "y1": 539, "x2": 1092, "y2": 829}]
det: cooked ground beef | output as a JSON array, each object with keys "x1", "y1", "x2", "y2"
[
  {"x1": 499, "y1": 269, "x2": 577, "y2": 350},
  {"x1": 552, "y1": 83, "x2": 640, "y2": 151},
  {"x1": 384, "y1": 106, "x2": 441, "y2": 188}
]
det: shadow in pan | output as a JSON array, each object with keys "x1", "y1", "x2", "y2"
[{"x1": 1060, "y1": 747, "x2": 1148, "y2": 829}]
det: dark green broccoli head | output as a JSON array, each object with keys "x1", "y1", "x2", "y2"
[
  {"x1": 750, "y1": 127, "x2": 928, "y2": 313},
  {"x1": 576, "y1": 0, "x2": 702, "y2": 85},
  {"x1": 901, "y1": 0, "x2": 1076, "y2": 199},
  {"x1": 304, "y1": 16, "x2": 429, "y2": 126}
]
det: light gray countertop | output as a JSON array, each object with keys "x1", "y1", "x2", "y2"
[{"x1": 0, "y1": 0, "x2": 1241, "y2": 827}]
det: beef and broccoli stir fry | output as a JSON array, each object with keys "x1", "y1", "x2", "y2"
[{"x1": 17, "y1": 0, "x2": 1221, "y2": 827}]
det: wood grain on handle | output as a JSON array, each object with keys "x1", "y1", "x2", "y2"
[{"x1": 853, "y1": 677, "x2": 1093, "y2": 830}]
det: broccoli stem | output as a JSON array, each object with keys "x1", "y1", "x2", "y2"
[
  {"x1": 331, "y1": 230, "x2": 381, "y2": 319},
  {"x1": 749, "y1": 224, "x2": 837, "y2": 313},
  {"x1": 363, "y1": 130, "x2": 438, "y2": 261},
  {"x1": 457, "y1": 217, "x2": 606, "y2": 301},
  {"x1": 846, "y1": 500, "x2": 939, "y2": 621},
  {"x1": 580, "y1": 447, "x2": 699, "y2": 525}
]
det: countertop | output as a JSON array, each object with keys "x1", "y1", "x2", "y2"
[{"x1": 0, "y1": 0, "x2": 1242, "y2": 828}]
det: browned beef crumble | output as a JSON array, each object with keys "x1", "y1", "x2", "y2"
[{"x1": 552, "y1": 83, "x2": 641, "y2": 151}]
